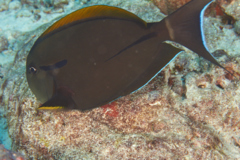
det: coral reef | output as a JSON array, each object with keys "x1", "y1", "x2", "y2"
[
  {"x1": 9, "y1": 1, "x2": 22, "y2": 10},
  {"x1": 0, "y1": 0, "x2": 240, "y2": 159},
  {"x1": 0, "y1": 144, "x2": 25, "y2": 160},
  {"x1": 152, "y1": 0, "x2": 191, "y2": 15},
  {"x1": 0, "y1": 111, "x2": 12, "y2": 150},
  {"x1": 0, "y1": 36, "x2": 8, "y2": 53},
  {"x1": 0, "y1": 0, "x2": 11, "y2": 12}
]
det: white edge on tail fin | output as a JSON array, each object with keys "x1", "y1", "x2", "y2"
[
  {"x1": 200, "y1": 0, "x2": 214, "y2": 52},
  {"x1": 137, "y1": 0, "x2": 215, "y2": 94},
  {"x1": 136, "y1": 0, "x2": 215, "y2": 94}
]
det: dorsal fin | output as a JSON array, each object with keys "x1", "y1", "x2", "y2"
[{"x1": 41, "y1": 5, "x2": 147, "y2": 38}]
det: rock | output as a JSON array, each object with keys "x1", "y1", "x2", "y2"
[
  {"x1": 34, "y1": 13, "x2": 41, "y2": 21},
  {"x1": 16, "y1": 9, "x2": 32, "y2": 17},
  {"x1": 0, "y1": 0, "x2": 11, "y2": 12},
  {"x1": 53, "y1": 0, "x2": 69, "y2": 8},
  {"x1": 20, "y1": 0, "x2": 34, "y2": 6},
  {"x1": 0, "y1": 36, "x2": 8, "y2": 53},
  {"x1": 234, "y1": 20, "x2": 240, "y2": 34},
  {"x1": 0, "y1": 144, "x2": 25, "y2": 160},
  {"x1": 152, "y1": 0, "x2": 191, "y2": 15},
  {"x1": 9, "y1": 0, "x2": 22, "y2": 10},
  {"x1": 219, "y1": 0, "x2": 240, "y2": 20}
]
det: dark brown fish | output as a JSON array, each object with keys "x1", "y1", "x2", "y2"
[{"x1": 26, "y1": 0, "x2": 229, "y2": 110}]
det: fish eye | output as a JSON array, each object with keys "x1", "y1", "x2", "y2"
[{"x1": 29, "y1": 67, "x2": 37, "y2": 74}]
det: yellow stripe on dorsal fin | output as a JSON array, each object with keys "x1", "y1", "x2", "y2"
[
  {"x1": 37, "y1": 106, "x2": 64, "y2": 110},
  {"x1": 41, "y1": 5, "x2": 147, "y2": 37}
]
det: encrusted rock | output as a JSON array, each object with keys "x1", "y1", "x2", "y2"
[
  {"x1": 9, "y1": 0, "x2": 22, "y2": 10},
  {"x1": 152, "y1": 0, "x2": 191, "y2": 15},
  {"x1": 34, "y1": 13, "x2": 41, "y2": 21},
  {"x1": 0, "y1": 144, "x2": 25, "y2": 160},
  {"x1": 218, "y1": 0, "x2": 240, "y2": 20},
  {"x1": 234, "y1": 20, "x2": 240, "y2": 34},
  {"x1": 168, "y1": 76, "x2": 186, "y2": 96},
  {"x1": 196, "y1": 74, "x2": 213, "y2": 88},
  {"x1": 53, "y1": 0, "x2": 69, "y2": 8},
  {"x1": 0, "y1": 36, "x2": 8, "y2": 53},
  {"x1": 16, "y1": 9, "x2": 32, "y2": 17},
  {"x1": 0, "y1": 0, "x2": 11, "y2": 12}
]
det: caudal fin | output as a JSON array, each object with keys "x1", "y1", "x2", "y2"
[{"x1": 160, "y1": 0, "x2": 234, "y2": 75}]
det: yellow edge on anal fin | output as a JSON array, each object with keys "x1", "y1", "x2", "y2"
[
  {"x1": 38, "y1": 106, "x2": 64, "y2": 110},
  {"x1": 41, "y1": 5, "x2": 147, "y2": 37}
]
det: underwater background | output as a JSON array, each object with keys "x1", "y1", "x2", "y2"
[{"x1": 0, "y1": 0, "x2": 240, "y2": 159}]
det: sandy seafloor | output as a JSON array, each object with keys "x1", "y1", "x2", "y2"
[{"x1": 0, "y1": 0, "x2": 240, "y2": 159}]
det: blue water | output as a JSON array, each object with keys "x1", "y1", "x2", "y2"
[{"x1": 0, "y1": 112, "x2": 12, "y2": 150}]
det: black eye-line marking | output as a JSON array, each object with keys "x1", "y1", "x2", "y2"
[{"x1": 40, "y1": 59, "x2": 67, "y2": 71}]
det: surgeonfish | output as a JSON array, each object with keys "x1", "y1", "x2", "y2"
[{"x1": 26, "y1": 0, "x2": 229, "y2": 110}]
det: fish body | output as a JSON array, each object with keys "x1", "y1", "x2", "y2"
[{"x1": 26, "y1": 0, "x2": 226, "y2": 110}]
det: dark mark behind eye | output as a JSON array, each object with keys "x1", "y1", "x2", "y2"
[{"x1": 40, "y1": 59, "x2": 67, "y2": 71}]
